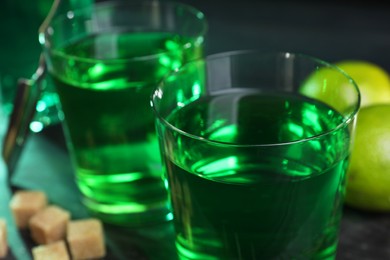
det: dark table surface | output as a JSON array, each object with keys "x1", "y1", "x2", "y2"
[{"x1": 1, "y1": 0, "x2": 390, "y2": 259}]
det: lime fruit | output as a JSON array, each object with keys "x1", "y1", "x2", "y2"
[
  {"x1": 345, "y1": 104, "x2": 390, "y2": 211},
  {"x1": 300, "y1": 60, "x2": 390, "y2": 112},
  {"x1": 300, "y1": 60, "x2": 390, "y2": 211},
  {"x1": 299, "y1": 64, "x2": 359, "y2": 115},
  {"x1": 335, "y1": 61, "x2": 390, "y2": 107}
]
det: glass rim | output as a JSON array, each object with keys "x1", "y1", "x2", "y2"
[
  {"x1": 41, "y1": 0, "x2": 208, "y2": 64},
  {"x1": 152, "y1": 50, "x2": 361, "y2": 148}
]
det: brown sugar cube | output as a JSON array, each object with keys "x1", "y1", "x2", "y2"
[
  {"x1": 32, "y1": 240, "x2": 70, "y2": 260},
  {"x1": 67, "y1": 218, "x2": 106, "y2": 260},
  {"x1": 29, "y1": 205, "x2": 70, "y2": 245},
  {"x1": 9, "y1": 190, "x2": 48, "y2": 228},
  {"x1": 0, "y1": 219, "x2": 8, "y2": 258}
]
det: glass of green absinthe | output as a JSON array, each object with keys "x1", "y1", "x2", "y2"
[
  {"x1": 152, "y1": 51, "x2": 360, "y2": 259},
  {"x1": 41, "y1": 1, "x2": 207, "y2": 226}
]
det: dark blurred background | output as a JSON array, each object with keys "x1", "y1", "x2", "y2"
[
  {"x1": 183, "y1": 0, "x2": 390, "y2": 69},
  {"x1": 2, "y1": 0, "x2": 390, "y2": 110},
  {"x1": 2, "y1": 0, "x2": 390, "y2": 85}
]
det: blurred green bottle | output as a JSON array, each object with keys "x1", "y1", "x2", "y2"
[{"x1": 0, "y1": 0, "x2": 92, "y2": 128}]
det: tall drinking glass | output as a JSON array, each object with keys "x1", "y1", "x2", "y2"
[
  {"x1": 152, "y1": 51, "x2": 360, "y2": 259},
  {"x1": 41, "y1": 1, "x2": 207, "y2": 226}
]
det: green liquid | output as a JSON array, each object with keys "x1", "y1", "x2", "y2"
[
  {"x1": 164, "y1": 90, "x2": 349, "y2": 259},
  {"x1": 50, "y1": 31, "x2": 202, "y2": 225}
]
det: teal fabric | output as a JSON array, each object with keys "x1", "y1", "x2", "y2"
[
  {"x1": 0, "y1": 116, "x2": 30, "y2": 259},
  {"x1": 0, "y1": 160, "x2": 30, "y2": 259}
]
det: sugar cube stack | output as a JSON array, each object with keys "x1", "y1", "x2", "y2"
[
  {"x1": 0, "y1": 219, "x2": 7, "y2": 258},
  {"x1": 7, "y1": 189, "x2": 107, "y2": 259},
  {"x1": 67, "y1": 218, "x2": 106, "y2": 259},
  {"x1": 32, "y1": 240, "x2": 70, "y2": 260},
  {"x1": 29, "y1": 205, "x2": 70, "y2": 245},
  {"x1": 9, "y1": 190, "x2": 48, "y2": 228}
]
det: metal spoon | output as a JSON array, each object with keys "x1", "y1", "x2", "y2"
[{"x1": 2, "y1": 0, "x2": 61, "y2": 179}]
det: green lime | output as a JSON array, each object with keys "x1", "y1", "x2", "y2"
[
  {"x1": 299, "y1": 64, "x2": 359, "y2": 114},
  {"x1": 335, "y1": 61, "x2": 390, "y2": 107},
  {"x1": 301, "y1": 60, "x2": 390, "y2": 211},
  {"x1": 345, "y1": 104, "x2": 390, "y2": 211},
  {"x1": 300, "y1": 60, "x2": 390, "y2": 112}
]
